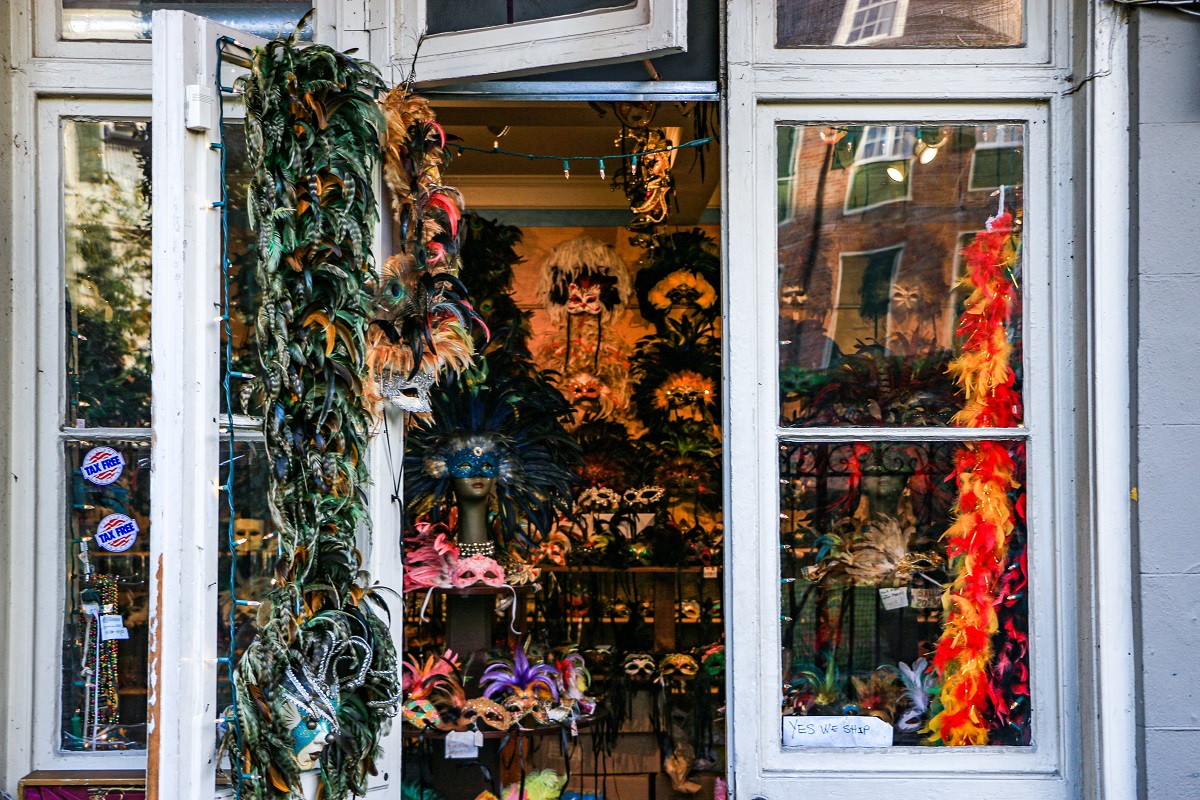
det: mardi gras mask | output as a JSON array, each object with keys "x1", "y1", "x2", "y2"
[
  {"x1": 701, "y1": 645, "x2": 725, "y2": 677},
  {"x1": 280, "y1": 697, "x2": 335, "y2": 770},
  {"x1": 450, "y1": 555, "x2": 506, "y2": 588},
  {"x1": 583, "y1": 645, "x2": 615, "y2": 673},
  {"x1": 566, "y1": 280, "x2": 605, "y2": 316},
  {"x1": 647, "y1": 271, "x2": 718, "y2": 314},
  {"x1": 403, "y1": 697, "x2": 442, "y2": 729},
  {"x1": 659, "y1": 653, "x2": 699, "y2": 680},
  {"x1": 461, "y1": 697, "x2": 513, "y2": 731},
  {"x1": 380, "y1": 368, "x2": 435, "y2": 415},
  {"x1": 449, "y1": 443, "x2": 501, "y2": 479},
  {"x1": 679, "y1": 599, "x2": 701, "y2": 621},
  {"x1": 653, "y1": 371, "x2": 715, "y2": 420},
  {"x1": 622, "y1": 653, "x2": 658, "y2": 682},
  {"x1": 608, "y1": 601, "x2": 631, "y2": 622}
]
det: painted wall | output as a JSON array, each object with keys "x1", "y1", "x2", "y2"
[{"x1": 1132, "y1": 8, "x2": 1200, "y2": 798}]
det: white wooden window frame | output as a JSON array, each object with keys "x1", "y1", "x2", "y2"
[
  {"x1": 391, "y1": 0, "x2": 687, "y2": 86},
  {"x1": 26, "y1": 96, "x2": 153, "y2": 772},
  {"x1": 724, "y1": 0, "x2": 1138, "y2": 794},
  {"x1": 759, "y1": 0, "x2": 1055, "y2": 67}
]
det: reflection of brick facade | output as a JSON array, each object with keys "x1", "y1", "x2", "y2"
[
  {"x1": 777, "y1": 125, "x2": 1017, "y2": 370},
  {"x1": 777, "y1": 0, "x2": 1022, "y2": 48}
]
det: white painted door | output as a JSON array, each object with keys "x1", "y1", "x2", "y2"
[
  {"x1": 146, "y1": 12, "x2": 404, "y2": 798},
  {"x1": 393, "y1": 0, "x2": 688, "y2": 85}
]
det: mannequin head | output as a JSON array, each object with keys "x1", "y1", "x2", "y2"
[{"x1": 449, "y1": 442, "x2": 499, "y2": 502}]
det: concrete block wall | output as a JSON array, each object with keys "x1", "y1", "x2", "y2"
[{"x1": 1133, "y1": 8, "x2": 1200, "y2": 798}]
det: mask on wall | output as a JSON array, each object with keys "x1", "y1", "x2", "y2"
[{"x1": 537, "y1": 237, "x2": 631, "y2": 327}]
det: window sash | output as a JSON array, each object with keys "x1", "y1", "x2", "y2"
[{"x1": 725, "y1": 101, "x2": 1066, "y2": 786}]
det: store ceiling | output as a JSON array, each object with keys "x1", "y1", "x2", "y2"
[{"x1": 433, "y1": 101, "x2": 720, "y2": 224}]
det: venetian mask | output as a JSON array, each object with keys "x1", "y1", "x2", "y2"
[
  {"x1": 449, "y1": 444, "x2": 500, "y2": 479},
  {"x1": 503, "y1": 691, "x2": 544, "y2": 725},
  {"x1": 402, "y1": 697, "x2": 442, "y2": 730},
  {"x1": 281, "y1": 697, "x2": 335, "y2": 770},
  {"x1": 622, "y1": 653, "x2": 658, "y2": 682},
  {"x1": 461, "y1": 697, "x2": 513, "y2": 731},
  {"x1": 647, "y1": 271, "x2": 718, "y2": 314},
  {"x1": 679, "y1": 599, "x2": 701, "y2": 621},
  {"x1": 659, "y1": 654, "x2": 699, "y2": 680},
  {"x1": 608, "y1": 601, "x2": 631, "y2": 622},
  {"x1": 450, "y1": 555, "x2": 506, "y2": 588},
  {"x1": 381, "y1": 368, "x2": 435, "y2": 415},
  {"x1": 566, "y1": 279, "x2": 605, "y2": 316},
  {"x1": 653, "y1": 371, "x2": 716, "y2": 420},
  {"x1": 583, "y1": 645, "x2": 615, "y2": 674}
]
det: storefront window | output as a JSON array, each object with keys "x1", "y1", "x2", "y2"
[
  {"x1": 60, "y1": 118, "x2": 155, "y2": 752},
  {"x1": 777, "y1": 121, "x2": 1030, "y2": 749},
  {"x1": 62, "y1": 439, "x2": 152, "y2": 750},
  {"x1": 60, "y1": 0, "x2": 311, "y2": 41},
  {"x1": 779, "y1": 439, "x2": 1030, "y2": 746},
  {"x1": 777, "y1": 123, "x2": 1024, "y2": 428},
  {"x1": 776, "y1": 0, "x2": 1023, "y2": 48}
]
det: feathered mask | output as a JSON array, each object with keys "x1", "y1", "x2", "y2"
[
  {"x1": 404, "y1": 349, "x2": 581, "y2": 544},
  {"x1": 366, "y1": 87, "x2": 480, "y2": 422},
  {"x1": 536, "y1": 237, "x2": 631, "y2": 325},
  {"x1": 634, "y1": 229, "x2": 721, "y2": 329}
]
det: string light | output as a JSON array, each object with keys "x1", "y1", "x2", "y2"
[{"x1": 453, "y1": 136, "x2": 716, "y2": 180}]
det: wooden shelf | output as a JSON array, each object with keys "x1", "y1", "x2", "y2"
[{"x1": 403, "y1": 715, "x2": 595, "y2": 740}]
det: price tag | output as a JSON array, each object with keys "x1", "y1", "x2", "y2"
[
  {"x1": 703, "y1": 567, "x2": 719, "y2": 579},
  {"x1": 82, "y1": 603, "x2": 100, "y2": 618},
  {"x1": 910, "y1": 587, "x2": 941, "y2": 609},
  {"x1": 99, "y1": 614, "x2": 130, "y2": 641},
  {"x1": 782, "y1": 715, "x2": 893, "y2": 748},
  {"x1": 878, "y1": 587, "x2": 908, "y2": 611},
  {"x1": 444, "y1": 730, "x2": 479, "y2": 760}
]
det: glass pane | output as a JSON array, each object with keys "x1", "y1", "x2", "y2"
[
  {"x1": 61, "y1": 1, "x2": 312, "y2": 42},
  {"x1": 215, "y1": 439, "x2": 276, "y2": 717},
  {"x1": 64, "y1": 119, "x2": 152, "y2": 429},
  {"x1": 220, "y1": 119, "x2": 261, "y2": 414},
  {"x1": 777, "y1": 123, "x2": 1025, "y2": 428},
  {"x1": 427, "y1": 0, "x2": 633, "y2": 35},
  {"x1": 779, "y1": 439, "x2": 1030, "y2": 747},
  {"x1": 777, "y1": 0, "x2": 1022, "y2": 48},
  {"x1": 62, "y1": 439, "x2": 151, "y2": 751}
]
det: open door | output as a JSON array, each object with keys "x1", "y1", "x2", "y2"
[
  {"x1": 147, "y1": 11, "x2": 403, "y2": 798},
  {"x1": 395, "y1": 0, "x2": 688, "y2": 85}
]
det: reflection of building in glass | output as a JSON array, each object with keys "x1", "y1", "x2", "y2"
[
  {"x1": 777, "y1": 0, "x2": 1022, "y2": 48},
  {"x1": 776, "y1": 124, "x2": 1023, "y2": 420}
]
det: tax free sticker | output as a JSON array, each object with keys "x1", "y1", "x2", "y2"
[
  {"x1": 95, "y1": 513, "x2": 140, "y2": 553},
  {"x1": 81, "y1": 446, "x2": 126, "y2": 486}
]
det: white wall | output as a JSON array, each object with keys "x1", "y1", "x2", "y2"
[{"x1": 1132, "y1": 7, "x2": 1200, "y2": 798}]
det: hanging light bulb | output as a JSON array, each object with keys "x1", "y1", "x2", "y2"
[
  {"x1": 599, "y1": 159, "x2": 606, "y2": 180},
  {"x1": 563, "y1": 160, "x2": 571, "y2": 179}
]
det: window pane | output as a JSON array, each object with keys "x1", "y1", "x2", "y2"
[
  {"x1": 777, "y1": 0, "x2": 1023, "y2": 48},
  {"x1": 426, "y1": 0, "x2": 633, "y2": 35},
  {"x1": 215, "y1": 439, "x2": 276, "y2": 717},
  {"x1": 220, "y1": 119, "x2": 261, "y2": 414},
  {"x1": 62, "y1": 439, "x2": 151, "y2": 751},
  {"x1": 65, "y1": 120, "x2": 152, "y2": 429},
  {"x1": 778, "y1": 123, "x2": 1025, "y2": 428},
  {"x1": 779, "y1": 439, "x2": 1030, "y2": 747},
  {"x1": 61, "y1": 1, "x2": 311, "y2": 41}
]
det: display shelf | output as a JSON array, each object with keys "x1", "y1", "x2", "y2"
[
  {"x1": 403, "y1": 715, "x2": 595, "y2": 740},
  {"x1": 416, "y1": 584, "x2": 538, "y2": 597},
  {"x1": 538, "y1": 565, "x2": 722, "y2": 576}
]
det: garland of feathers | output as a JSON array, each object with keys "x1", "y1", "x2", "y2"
[
  {"x1": 364, "y1": 87, "x2": 478, "y2": 423},
  {"x1": 926, "y1": 211, "x2": 1026, "y2": 746},
  {"x1": 232, "y1": 28, "x2": 400, "y2": 798}
]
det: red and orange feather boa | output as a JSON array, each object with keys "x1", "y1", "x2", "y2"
[{"x1": 927, "y1": 212, "x2": 1025, "y2": 746}]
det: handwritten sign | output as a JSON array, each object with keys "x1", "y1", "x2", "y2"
[
  {"x1": 782, "y1": 715, "x2": 894, "y2": 748},
  {"x1": 878, "y1": 587, "x2": 908, "y2": 610},
  {"x1": 444, "y1": 730, "x2": 479, "y2": 759},
  {"x1": 99, "y1": 614, "x2": 130, "y2": 641}
]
